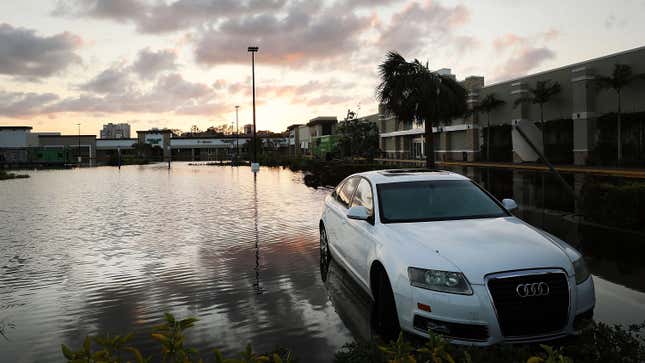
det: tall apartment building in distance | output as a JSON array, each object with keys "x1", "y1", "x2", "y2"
[{"x1": 100, "y1": 123, "x2": 131, "y2": 139}]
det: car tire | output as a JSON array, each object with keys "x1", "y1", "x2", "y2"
[
  {"x1": 372, "y1": 268, "x2": 400, "y2": 340},
  {"x1": 320, "y1": 224, "x2": 331, "y2": 280}
]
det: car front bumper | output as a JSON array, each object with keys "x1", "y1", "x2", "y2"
[{"x1": 395, "y1": 274, "x2": 595, "y2": 345}]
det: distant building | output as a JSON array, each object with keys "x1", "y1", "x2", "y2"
[
  {"x1": 287, "y1": 124, "x2": 304, "y2": 157},
  {"x1": 100, "y1": 123, "x2": 131, "y2": 139},
  {"x1": 0, "y1": 126, "x2": 94, "y2": 165},
  {"x1": 38, "y1": 134, "x2": 97, "y2": 164},
  {"x1": 307, "y1": 116, "x2": 338, "y2": 159},
  {"x1": 136, "y1": 129, "x2": 173, "y2": 160},
  {"x1": 307, "y1": 116, "x2": 337, "y2": 137},
  {"x1": 243, "y1": 124, "x2": 253, "y2": 135},
  {"x1": 0, "y1": 126, "x2": 34, "y2": 163}
]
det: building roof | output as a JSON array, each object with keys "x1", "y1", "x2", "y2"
[
  {"x1": 286, "y1": 124, "x2": 303, "y2": 131},
  {"x1": 171, "y1": 135, "x2": 245, "y2": 139},
  {"x1": 0, "y1": 126, "x2": 32, "y2": 130},
  {"x1": 98, "y1": 138, "x2": 137, "y2": 141},
  {"x1": 484, "y1": 44, "x2": 645, "y2": 88},
  {"x1": 38, "y1": 134, "x2": 97, "y2": 138},
  {"x1": 137, "y1": 129, "x2": 173, "y2": 134},
  {"x1": 307, "y1": 116, "x2": 338, "y2": 127}
]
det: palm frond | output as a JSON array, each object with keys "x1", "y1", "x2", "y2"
[{"x1": 513, "y1": 96, "x2": 532, "y2": 108}]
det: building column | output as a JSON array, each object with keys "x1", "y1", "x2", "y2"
[
  {"x1": 571, "y1": 66, "x2": 597, "y2": 165},
  {"x1": 438, "y1": 129, "x2": 449, "y2": 161},
  {"x1": 510, "y1": 81, "x2": 531, "y2": 163},
  {"x1": 191, "y1": 148, "x2": 195, "y2": 161},
  {"x1": 465, "y1": 87, "x2": 481, "y2": 161},
  {"x1": 465, "y1": 125, "x2": 478, "y2": 161}
]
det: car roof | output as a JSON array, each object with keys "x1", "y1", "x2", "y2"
[{"x1": 351, "y1": 169, "x2": 471, "y2": 184}]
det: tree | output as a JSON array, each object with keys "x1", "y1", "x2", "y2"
[
  {"x1": 595, "y1": 64, "x2": 645, "y2": 161},
  {"x1": 513, "y1": 80, "x2": 561, "y2": 126},
  {"x1": 376, "y1": 51, "x2": 467, "y2": 168},
  {"x1": 472, "y1": 94, "x2": 506, "y2": 161},
  {"x1": 513, "y1": 80, "x2": 561, "y2": 158},
  {"x1": 336, "y1": 110, "x2": 380, "y2": 161}
]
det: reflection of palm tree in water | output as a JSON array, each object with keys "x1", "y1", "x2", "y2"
[{"x1": 253, "y1": 172, "x2": 263, "y2": 295}]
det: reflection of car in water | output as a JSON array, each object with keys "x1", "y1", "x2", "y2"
[
  {"x1": 319, "y1": 169, "x2": 595, "y2": 345},
  {"x1": 321, "y1": 257, "x2": 376, "y2": 342}
]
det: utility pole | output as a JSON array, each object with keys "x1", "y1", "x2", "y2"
[{"x1": 248, "y1": 46, "x2": 259, "y2": 172}]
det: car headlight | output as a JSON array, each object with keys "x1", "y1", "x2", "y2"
[
  {"x1": 408, "y1": 267, "x2": 473, "y2": 295},
  {"x1": 573, "y1": 257, "x2": 591, "y2": 284}
]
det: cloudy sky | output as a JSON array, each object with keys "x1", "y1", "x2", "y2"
[{"x1": 0, "y1": 0, "x2": 644, "y2": 135}]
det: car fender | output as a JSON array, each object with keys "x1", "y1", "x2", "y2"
[{"x1": 367, "y1": 225, "x2": 462, "y2": 298}]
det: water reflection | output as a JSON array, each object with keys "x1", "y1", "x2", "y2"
[
  {"x1": 321, "y1": 258, "x2": 375, "y2": 343},
  {"x1": 0, "y1": 163, "x2": 644, "y2": 363},
  {"x1": 0, "y1": 164, "x2": 351, "y2": 362}
]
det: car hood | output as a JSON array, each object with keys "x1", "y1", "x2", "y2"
[{"x1": 381, "y1": 216, "x2": 574, "y2": 284}]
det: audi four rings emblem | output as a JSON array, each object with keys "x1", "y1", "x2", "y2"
[{"x1": 516, "y1": 282, "x2": 550, "y2": 297}]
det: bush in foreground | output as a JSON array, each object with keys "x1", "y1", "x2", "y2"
[{"x1": 62, "y1": 313, "x2": 644, "y2": 363}]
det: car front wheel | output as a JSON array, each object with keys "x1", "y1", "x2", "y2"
[
  {"x1": 372, "y1": 267, "x2": 400, "y2": 340},
  {"x1": 320, "y1": 224, "x2": 331, "y2": 280}
]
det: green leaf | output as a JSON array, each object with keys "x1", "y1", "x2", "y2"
[
  {"x1": 151, "y1": 333, "x2": 169, "y2": 344},
  {"x1": 164, "y1": 312, "x2": 176, "y2": 324},
  {"x1": 126, "y1": 347, "x2": 145, "y2": 363},
  {"x1": 61, "y1": 344, "x2": 75, "y2": 360},
  {"x1": 272, "y1": 353, "x2": 283, "y2": 363},
  {"x1": 213, "y1": 349, "x2": 225, "y2": 363},
  {"x1": 83, "y1": 336, "x2": 91, "y2": 352},
  {"x1": 179, "y1": 318, "x2": 198, "y2": 330}
]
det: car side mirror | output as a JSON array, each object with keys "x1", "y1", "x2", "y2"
[
  {"x1": 502, "y1": 198, "x2": 518, "y2": 211},
  {"x1": 347, "y1": 206, "x2": 370, "y2": 221}
]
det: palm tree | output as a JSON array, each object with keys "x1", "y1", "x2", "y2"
[
  {"x1": 513, "y1": 80, "x2": 561, "y2": 158},
  {"x1": 472, "y1": 94, "x2": 505, "y2": 161},
  {"x1": 595, "y1": 64, "x2": 645, "y2": 162},
  {"x1": 514, "y1": 80, "x2": 562, "y2": 125},
  {"x1": 376, "y1": 51, "x2": 467, "y2": 168}
]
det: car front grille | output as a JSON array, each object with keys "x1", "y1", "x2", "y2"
[{"x1": 487, "y1": 271, "x2": 569, "y2": 337}]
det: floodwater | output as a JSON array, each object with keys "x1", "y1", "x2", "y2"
[{"x1": 0, "y1": 163, "x2": 644, "y2": 362}]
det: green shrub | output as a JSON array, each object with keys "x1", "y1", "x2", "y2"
[
  {"x1": 62, "y1": 313, "x2": 644, "y2": 363},
  {"x1": 580, "y1": 182, "x2": 645, "y2": 231},
  {"x1": 335, "y1": 322, "x2": 645, "y2": 363},
  {"x1": 62, "y1": 313, "x2": 294, "y2": 363}
]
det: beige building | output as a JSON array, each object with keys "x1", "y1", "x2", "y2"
[{"x1": 376, "y1": 45, "x2": 645, "y2": 166}]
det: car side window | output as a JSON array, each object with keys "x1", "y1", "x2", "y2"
[
  {"x1": 350, "y1": 179, "x2": 374, "y2": 217},
  {"x1": 338, "y1": 177, "x2": 359, "y2": 207},
  {"x1": 332, "y1": 181, "x2": 344, "y2": 201}
]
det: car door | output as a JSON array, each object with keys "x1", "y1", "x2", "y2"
[
  {"x1": 326, "y1": 176, "x2": 360, "y2": 269},
  {"x1": 344, "y1": 178, "x2": 376, "y2": 286}
]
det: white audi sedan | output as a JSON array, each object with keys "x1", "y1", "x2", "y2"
[{"x1": 319, "y1": 169, "x2": 595, "y2": 345}]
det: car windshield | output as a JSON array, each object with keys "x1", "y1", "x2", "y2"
[{"x1": 377, "y1": 180, "x2": 508, "y2": 223}]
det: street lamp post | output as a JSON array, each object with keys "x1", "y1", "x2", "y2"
[
  {"x1": 248, "y1": 46, "x2": 259, "y2": 173},
  {"x1": 235, "y1": 105, "x2": 240, "y2": 159}
]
